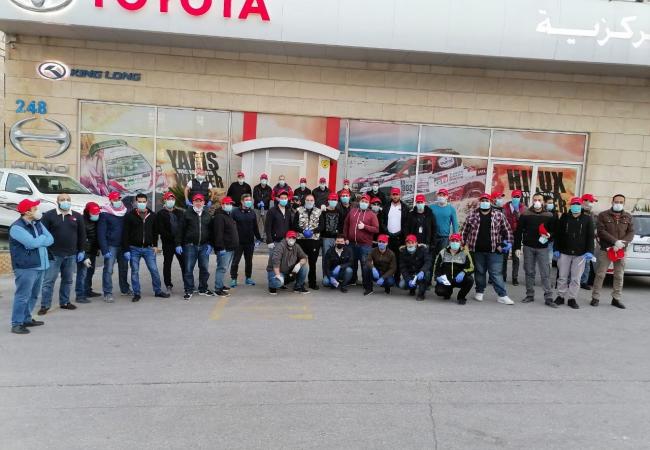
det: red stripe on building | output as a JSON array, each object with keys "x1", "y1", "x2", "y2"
[
  {"x1": 243, "y1": 112, "x2": 258, "y2": 141},
  {"x1": 325, "y1": 117, "x2": 341, "y2": 191}
]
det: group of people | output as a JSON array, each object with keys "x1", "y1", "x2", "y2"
[{"x1": 9, "y1": 171, "x2": 635, "y2": 335}]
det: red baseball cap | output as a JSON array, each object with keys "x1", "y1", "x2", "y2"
[
  {"x1": 299, "y1": 177, "x2": 307, "y2": 183},
  {"x1": 108, "y1": 191, "x2": 121, "y2": 201},
  {"x1": 221, "y1": 196, "x2": 234, "y2": 204},
  {"x1": 162, "y1": 191, "x2": 175, "y2": 200},
  {"x1": 607, "y1": 247, "x2": 625, "y2": 262},
  {"x1": 277, "y1": 190, "x2": 289, "y2": 197},
  {"x1": 449, "y1": 233, "x2": 462, "y2": 242},
  {"x1": 511, "y1": 190, "x2": 523, "y2": 198},
  {"x1": 491, "y1": 191, "x2": 505, "y2": 201},
  {"x1": 479, "y1": 193, "x2": 491, "y2": 200},
  {"x1": 343, "y1": 179, "x2": 350, "y2": 184},
  {"x1": 86, "y1": 202, "x2": 101, "y2": 215},
  {"x1": 17, "y1": 199, "x2": 40, "y2": 214},
  {"x1": 405, "y1": 234, "x2": 418, "y2": 243},
  {"x1": 581, "y1": 194, "x2": 598, "y2": 203},
  {"x1": 370, "y1": 197, "x2": 382, "y2": 204},
  {"x1": 192, "y1": 193, "x2": 205, "y2": 201},
  {"x1": 360, "y1": 194, "x2": 371, "y2": 202},
  {"x1": 328, "y1": 193, "x2": 338, "y2": 201},
  {"x1": 390, "y1": 187, "x2": 401, "y2": 195},
  {"x1": 286, "y1": 230, "x2": 297, "y2": 239},
  {"x1": 377, "y1": 234, "x2": 389, "y2": 243},
  {"x1": 437, "y1": 188, "x2": 449, "y2": 196},
  {"x1": 415, "y1": 194, "x2": 426, "y2": 203},
  {"x1": 237, "y1": 171, "x2": 245, "y2": 177},
  {"x1": 570, "y1": 197, "x2": 583, "y2": 205},
  {"x1": 340, "y1": 190, "x2": 351, "y2": 197},
  {"x1": 319, "y1": 177, "x2": 327, "y2": 183},
  {"x1": 260, "y1": 173, "x2": 268, "y2": 180}
]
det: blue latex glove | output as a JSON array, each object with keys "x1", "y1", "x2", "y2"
[
  {"x1": 583, "y1": 252, "x2": 594, "y2": 261},
  {"x1": 332, "y1": 265, "x2": 341, "y2": 277},
  {"x1": 207, "y1": 201, "x2": 213, "y2": 208},
  {"x1": 371, "y1": 267, "x2": 380, "y2": 280},
  {"x1": 376, "y1": 277, "x2": 384, "y2": 287},
  {"x1": 329, "y1": 276, "x2": 339, "y2": 287},
  {"x1": 103, "y1": 251, "x2": 113, "y2": 260},
  {"x1": 258, "y1": 201, "x2": 265, "y2": 209},
  {"x1": 123, "y1": 252, "x2": 131, "y2": 262},
  {"x1": 408, "y1": 279, "x2": 417, "y2": 289},
  {"x1": 218, "y1": 249, "x2": 226, "y2": 256},
  {"x1": 416, "y1": 271, "x2": 425, "y2": 281},
  {"x1": 76, "y1": 251, "x2": 85, "y2": 263},
  {"x1": 501, "y1": 242, "x2": 512, "y2": 253},
  {"x1": 204, "y1": 244, "x2": 213, "y2": 256},
  {"x1": 553, "y1": 251, "x2": 561, "y2": 259},
  {"x1": 175, "y1": 246, "x2": 183, "y2": 255},
  {"x1": 455, "y1": 271, "x2": 465, "y2": 283},
  {"x1": 255, "y1": 240, "x2": 262, "y2": 248},
  {"x1": 185, "y1": 200, "x2": 192, "y2": 207},
  {"x1": 436, "y1": 276, "x2": 446, "y2": 284},
  {"x1": 303, "y1": 229, "x2": 314, "y2": 238}
]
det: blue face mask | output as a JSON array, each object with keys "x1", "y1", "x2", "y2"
[
  {"x1": 112, "y1": 201, "x2": 123, "y2": 209},
  {"x1": 495, "y1": 199, "x2": 504, "y2": 208},
  {"x1": 223, "y1": 204, "x2": 233, "y2": 213},
  {"x1": 570, "y1": 204, "x2": 582, "y2": 214},
  {"x1": 137, "y1": 202, "x2": 147, "y2": 211},
  {"x1": 58, "y1": 201, "x2": 71, "y2": 211},
  {"x1": 328, "y1": 200, "x2": 337, "y2": 208},
  {"x1": 90, "y1": 214, "x2": 99, "y2": 222},
  {"x1": 278, "y1": 199, "x2": 288, "y2": 207},
  {"x1": 450, "y1": 242, "x2": 461, "y2": 251},
  {"x1": 359, "y1": 202, "x2": 369, "y2": 210},
  {"x1": 341, "y1": 196, "x2": 350, "y2": 204},
  {"x1": 416, "y1": 203, "x2": 425, "y2": 212},
  {"x1": 165, "y1": 200, "x2": 176, "y2": 209},
  {"x1": 407, "y1": 245, "x2": 417, "y2": 253},
  {"x1": 546, "y1": 203, "x2": 555, "y2": 211},
  {"x1": 479, "y1": 201, "x2": 491, "y2": 210},
  {"x1": 512, "y1": 198, "x2": 521, "y2": 207},
  {"x1": 377, "y1": 243, "x2": 387, "y2": 251},
  {"x1": 244, "y1": 200, "x2": 253, "y2": 208}
]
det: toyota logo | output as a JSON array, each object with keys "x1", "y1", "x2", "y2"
[
  {"x1": 10, "y1": 0, "x2": 74, "y2": 13},
  {"x1": 10, "y1": 117, "x2": 72, "y2": 159},
  {"x1": 37, "y1": 61, "x2": 69, "y2": 80}
]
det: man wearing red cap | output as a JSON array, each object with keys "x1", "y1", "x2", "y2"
[
  {"x1": 591, "y1": 194, "x2": 634, "y2": 309},
  {"x1": 321, "y1": 192, "x2": 344, "y2": 278},
  {"x1": 226, "y1": 171, "x2": 252, "y2": 208},
  {"x1": 313, "y1": 177, "x2": 330, "y2": 209},
  {"x1": 337, "y1": 189, "x2": 353, "y2": 224},
  {"x1": 431, "y1": 188, "x2": 459, "y2": 255},
  {"x1": 381, "y1": 186, "x2": 409, "y2": 284},
  {"x1": 155, "y1": 191, "x2": 185, "y2": 293},
  {"x1": 363, "y1": 234, "x2": 397, "y2": 296},
  {"x1": 272, "y1": 175, "x2": 293, "y2": 202},
  {"x1": 265, "y1": 190, "x2": 294, "y2": 249},
  {"x1": 503, "y1": 189, "x2": 526, "y2": 285},
  {"x1": 75, "y1": 202, "x2": 103, "y2": 303},
  {"x1": 230, "y1": 193, "x2": 261, "y2": 288},
  {"x1": 266, "y1": 230, "x2": 309, "y2": 295},
  {"x1": 293, "y1": 193, "x2": 323, "y2": 290},
  {"x1": 579, "y1": 193, "x2": 598, "y2": 290},
  {"x1": 461, "y1": 193, "x2": 514, "y2": 304},
  {"x1": 253, "y1": 173, "x2": 273, "y2": 241},
  {"x1": 514, "y1": 193, "x2": 556, "y2": 307},
  {"x1": 293, "y1": 177, "x2": 312, "y2": 205},
  {"x1": 9, "y1": 199, "x2": 53, "y2": 334},
  {"x1": 433, "y1": 233, "x2": 474, "y2": 304},
  {"x1": 553, "y1": 197, "x2": 595, "y2": 309},
  {"x1": 176, "y1": 193, "x2": 214, "y2": 300},
  {"x1": 343, "y1": 194, "x2": 380, "y2": 287},
  {"x1": 491, "y1": 192, "x2": 506, "y2": 211},
  {"x1": 98, "y1": 191, "x2": 131, "y2": 302},
  {"x1": 184, "y1": 167, "x2": 213, "y2": 208},
  {"x1": 337, "y1": 178, "x2": 355, "y2": 199},
  {"x1": 398, "y1": 234, "x2": 432, "y2": 301},
  {"x1": 212, "y1": 196, "x2": 240, "y2": 297}
]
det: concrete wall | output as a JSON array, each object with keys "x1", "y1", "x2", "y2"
[{"x1": 4, "y1": 35, "x2": 650, "y2": 206}]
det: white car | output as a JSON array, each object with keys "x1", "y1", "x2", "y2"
[
  {"x1": 0, "y1": 169, "x2": 108, "y2": 229},
  {"x1": 620, "y1": 213, "x2": 650, "y2": 276}
]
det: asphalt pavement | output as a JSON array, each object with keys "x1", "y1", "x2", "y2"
[{"x1": 1, "y1": 254, "x2": 649, "y2": 450}]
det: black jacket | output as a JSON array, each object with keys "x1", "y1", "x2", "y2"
[
  {"x1": 122, "y1": 209, "x2": 158, "y2": 250},
  {"x1": 321, "y1": 208, "x2": 343, "y2": 239},
  {"x1": 212, "y1": 209, "x2": 240, "y2": 251},
  {"x1": 231, "y1": 207, "x2": 260, "y2": 245},
  {"x1": 312, "y1": 186, "x2": 330, "y2": 207},
  {"x1": 381, "y1": 201, "x2": 409, "y2": 236},
  {"x1": 293, "y1": 187, "x2": 312, "y2": 204},
  {"x1": 226, "y1": 182, "x2": 253, "y2": 207},
  {"x1": 368, "y1": 189, "x2": 387, "y2": 207},
  {"x1": 265, "y1": 206, "x2": 294, "y2": 244},
  {"x1": 41, "y1": 209, "x2": 86, "y2": 257},
  {"x1": 253, "y1": 183, "x2": 273, "y2": 210},
  {"x1": 433, "y1": 247, "x2": 474, "y2": 280},
  {"x1": 554, "y1": 212, "x2": 595, "y2": 256},
  {"x1": 155, "y1": 208, "x2": 183, "y2": 246},
  {"x1": 514, "y1": 208, "x2": 555, "y2": 250},
  {"x1": 337, "y1": 204, "x2": 352, "y2": 225},
  {"x1": 323, "y1": 245, "x2": 354, "y2": 277},
  {"x1": 82, "y1": 215, "x2": 99, "y2": 255},
  {"x1": 177, "y1": 207, "x2": 212, "y2": 246},
  {"x1": 399, "y1": 244, "x2": 432, "y2": 280},
  {"x1": 187, "y1": 179, "x2": 211, "y2": 202},
  {"x1": 407, "y1": 206, "x2": 437, "y2": 248}
]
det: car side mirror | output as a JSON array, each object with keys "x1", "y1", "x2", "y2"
[{"x1": 15, "y1": 186, "x2": 32, "y2": 195}]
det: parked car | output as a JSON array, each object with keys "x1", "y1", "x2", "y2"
[
  {"x1": 606, "y1": 213, "x2": 650, "y2": 276},
  {"x1": 0, "y1": 169, "x2": 107, "y2": 229}
]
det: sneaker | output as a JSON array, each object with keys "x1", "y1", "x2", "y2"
[
  {"x1": 409, "y1": 289, "x2": 416, "y2": 297},
  {"x1": 37, "y1": 307, "x2": 49, "y2": 315},
  {"x1": 590, "y1": 299, "x2": 599, "y2": 307},
  {"x1": 611, "y1": 299, "x2": 626, "y2": 309},
  {"x1": 545, "y1": 299, "x2": 559, "y2": 308},
  {"x1": 23, "y1": 319, "x2": 44, "y2": 327},
  {"x1": 521, "y1": 297, "x2": 534, "y2": 303},
  {"x1": 384, "y1": 287, "x2": 391, "y2": 294},
  {"x1": 104, "y1": 295, "x2": 115, "y2": 303},
  {"x1": 458, "y1": 298, "x2": 467, "y2": 305},
  {"x1": 293, "y1": 287, "x2": 310, "y2": 294},
  {"x1": 554, "y1": 296, "x2": 565, "y2": 305},
  {"x1": 222, "y1": 286, "x2": 231, "y2": 292},
  {"x1": 230, "y1": 279, "x2": 238, "y2": 288},
  {"x1": 121, "y1": 290, "x2": 133, "y2": 296},
  {"x1": 497, "y1": 296, "x2": 514, "y2": 305},
  {"x1": 166, "y1": 286, "x2": 173, "y2": 294},
  {"x1": 88, "y1": 291, "x2": 102, "y2": 298},
  {"x1": 474, "y1": 293, "x2": 484, "y2": 302},
  {"x1": 567, "y1": 299, "x2": 580, "y2": 309},
  {"x1": 339, "y1": 285, "x2": 348, "y2": 293},
  {"x1": 309, "y1": 284, "x2": 321, "y2": 291},
  {"x1": 245, "y1": 278, "x2": 256, "y2": 286},
  {"x1": 132, "y1": 294, "x2": 141, "y2": 303},
  {"x1": 269, "y1": 288, "x2": 277, "y2": 295},
  {"x1": 363, "y1": 289, "x2": 374, "y2": 296},
  {"x1": 279, "y1": 285, "x2": 288, "y2": 291},
  {"x1": 183, "y1": 292, "x2": 192, "y2": 301},
  {"x1": 60, "y1": 303, "x2": 77, "y2": 310},
  {"x1": 155, "y1": 292, "x2": 171, "y2": 299},
  {"x1": 199, "y1": 290, "x2": 216, "y2": 297},
  {"x1": 216, "y1": 290, "x2": 230, "y2": 297},
  {"x1": 76, "y1": 297, "x2": 91, "y2": 304},
  {"x1": 11, "y1": 325, "x2": 29, "y2": 334},
  {"x1": 512, "y1": 279, "x2": 519, "y2": 286}
]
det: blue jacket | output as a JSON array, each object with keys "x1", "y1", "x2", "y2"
[
  {"x1": 9, "y1": 218, "x2": 53, "y2": 270},
  {"x1": 97, "y1": 211, "x2": 126, "y2": 255}
]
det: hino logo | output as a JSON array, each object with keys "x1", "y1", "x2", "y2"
[
  {"x1": 10, "y1": 117, "x2": 72, "y2": 159},
  {"x1": 9, "y1": 0, "x2": 74, "y2": 12}
]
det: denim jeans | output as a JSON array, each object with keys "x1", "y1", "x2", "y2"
[
  {"x1": 75, "y1": 254, "x2": 96, "y2": 299},
  {"x1": 41, "y1": 254, "x2": 76, "y2": 308},
  {"x1": 361, "y1": 267, "x2": 395, "y2": 291},
  {"x1": 352, "y1": 244, "x2": 372, "y2": 286},
  {"x1": 130, "y1": 246, "x2": 163, "y2": 295},
  {"x1": 323, "y1": 266, "x2": 354, "y2": 287},
  {"x1": 183, "y1": 244, "x2": 211, "y2": 292},
  {"x1": 472, "y1": 251, "x2": 507, "y2": 297},
  {"x1": 215, "y1": 250, "x2": 234, "y2": 291},
  {"x1": 321, "y1": 238, "x2": 336, "y2": 277},
  {"x1": 102, "y1": 245, "x2": 130, "y2": 296},
  {"x1": 12, "y1": 269, "x2": 45, "y2": 327},
  {"x1": 267, "y1": 265, "x2": 308, "y2": 289}
]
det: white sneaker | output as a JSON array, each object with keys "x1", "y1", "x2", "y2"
[
  {"x1": 474, "y1": 293, "x2": 484, "y2": 302},
  {"x1": 498, "y1": 296, "x2": 514, "y2": 305}
]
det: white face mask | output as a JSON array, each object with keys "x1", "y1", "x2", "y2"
[
  {"x1": 238, "y1": 178, "x2": 244, "y2": 185},
  {"x1": 278, "y1": 180, "x2": 286, "y2": 186},
  {"x1": 300, "y1": 183, "x2": 306, "y2": 189},
  {"x1": 612, "y1": 203, "x2": 624, "y2": 212},
  {"x1": 193, "y1": 206, "x2": 204, "y2": 214},
  {"x1": 196, "y1": 175, "x2": 205, "y2": 182},
  {"x1": 437, "y1": 196, "x2": 447, "y2": 205},
  {"x1": 319, "y1": 184, "x2": 326, "y2": 189},
  {"x1": 260, "y1": 179, "x2": 268, "y2": 186},
  {"x1": 533, "y1": 201, "x2": 542, "y2": 209},
  {"x1": 287, "y1": 238, "x2": 296, "y2": 246},
  {"x1": 32, "y1": 210, "x2": 43, "y2": 221},
  {"x1": 305, "y1": 201, "x2": 314, "y2": 209}
]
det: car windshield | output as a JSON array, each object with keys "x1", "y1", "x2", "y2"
[
  {"x1": 28, "y1": 175, "x2": 91, "y2": 194},
  {"x1": 106, "y1": 155, "x2": 151, "y2": 179},
  {"x1": 633, "y1": 216, "x2": 650, "y2": 237},
  {"x1": 382, "y1": 159, "x2": 409, "y2": 175}
]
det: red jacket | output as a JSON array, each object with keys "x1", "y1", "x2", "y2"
[
  {"x1": 503, "y1": 201, "x2": 526, "y2": 234},
  {"x1": 343, "y1": 208, "x2": 379, "y2": 246}
]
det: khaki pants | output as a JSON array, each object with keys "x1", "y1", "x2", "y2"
[{"x1": 592, "y1": 249, "x2": 625, "y2": 301}]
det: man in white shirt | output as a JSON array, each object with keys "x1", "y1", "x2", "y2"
[{"x1": 380, "y1": 187, "x2": 408, "y2": 284}]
